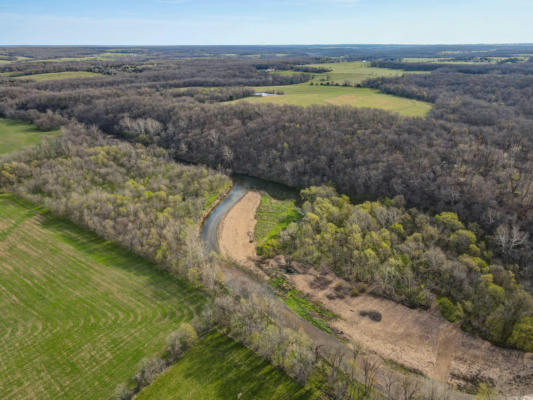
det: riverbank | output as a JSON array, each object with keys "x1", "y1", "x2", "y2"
[{"x1": 217, "y1": 190, "x2": 270, "y2": 279}]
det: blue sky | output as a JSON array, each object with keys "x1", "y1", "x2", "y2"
[{"x1": 0, "y1": 0, "x2": 532, "y2": 45}]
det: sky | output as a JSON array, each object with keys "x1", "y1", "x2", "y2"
[{"x1": 0, "y1": 0, "x2": 532, "y2": 45}]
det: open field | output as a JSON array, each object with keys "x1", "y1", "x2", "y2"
[
  {"x1": 0, "y1": 194, "x2": 204, "y2": 400},
  {"x1": 238, "y1": 61, "x2": 433, "y2": 116},
  {"x1": 33, "y1": 53, "x2": 132, "y2": 63},
  {"x1": 402, "y1": 56, "x2": 532, "y2": 64},
  {"x1": 236, "y1": 84, "x2": 432, "y2": 117},
  {"x1": 303, "y1": 61, "x2": 427, "y2": 85},
  {"x1": 275, "y1": 61, "x2": 427, "y2": 85},
  {"x1": 0, "y1": 119, "x2": 60, "y2": 154},
  {"x1": 254, "y1": 192, "x2": 299, "y2": 247},
  {"x1": 136, "y1": 331, "x2": 319, "y2": 400},
  {"x1": 14, "y1": 71, "x2": 103, "y2": 81}
]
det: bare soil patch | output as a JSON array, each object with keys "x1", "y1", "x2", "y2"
[
  {"x1": 218, "y1": 191, "x2": 267, "y2": 278},
  {"x1": 288, "y1": 270, "x2": 533, "y2": 395}
]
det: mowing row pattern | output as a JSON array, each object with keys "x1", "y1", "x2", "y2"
[
  {"x1": 136, "y1": 332, "x2": 318, "y2": 400},
  {"x1": 0, "y1": 194, "x2": 203, "y2": 400}
]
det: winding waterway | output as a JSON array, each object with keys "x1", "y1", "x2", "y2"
[
  {"x1": 201, "y1": 182, "x2": 248, "y2": 253},
  {"x1": 201, "y1": 175, "x2": 298, "y2": 253},
  {"x1": 198, "y1": 174, "x2": 480, "y2": 399}
]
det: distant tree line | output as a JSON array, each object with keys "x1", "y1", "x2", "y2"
[
  {"x1": 1, "y1": 56, "x2": 532, "y2": 290},
  {"x1": 0, "y1": 58, "x2": 311, "y2": 88},
  {"x1": 1, "y1": 78, "x2": 532, "y2": 290},
  {"x1": 364, "y1": 71, "x2": 533, "y2": 117},
  {"x1": 3, "y1": 44, "x2": 533, "y2": 62}
]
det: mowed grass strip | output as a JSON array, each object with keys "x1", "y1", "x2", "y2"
[
  {"x1": 304, "y1": 61, "x2": 426, "y2": 85},
  {"x1": 236, "y1": 84, "x2": 432, "y2": 117},
  {"x1": 240, "y1": 62, "x2": 432, "y2": 116},
  {"x1": 14, "y1": 71, "x2": 103, "y2": 81},
  {"x1": 0, "y1": 194, "x2": 203, "y2": 400},
  {"x1": 274, "y1": 61, "x2": 427, "y2": 85},
  {"x1": 136, "y1": 332, "x2": 319, "y2": 400},
  {"x1": 255, "y1": 192, "x2": 299, "y2": 246},
  {"x1": 0, "y1": 119, "x2": 60, "y2": 154}
]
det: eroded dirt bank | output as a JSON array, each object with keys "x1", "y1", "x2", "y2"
[
  {"x1": 211, "y1": 188, "x2": 475, "y2": 398},
  {"x1": 289, "y1": 270, "x2": 533, "y2": 395},
  {"x1": 212, "y1": 188, "x2": 531, "y2": 396},
  {"x1": 218, "y1": 190, "x2": 262, "y2": 268}
]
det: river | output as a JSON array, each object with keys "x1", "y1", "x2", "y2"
[
  {"x1": 201, "y1": 174, "x2": 297, "y2": 253},
  {"x1": 198, "y1": 174, "x2": 476, "y2": 399}
]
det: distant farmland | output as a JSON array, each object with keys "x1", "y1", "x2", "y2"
[
  {"x1": 0, "y1": 119, "x2": 60, "y2": 154},
  {"x1": 14, "y1": 71, "x2": 103, "y2": 81},
  {"x1": 237, "y1": 85, "x2": 432, "y2": 117},
  {"x1": 136, "y1": 332, "x2": 319, "y2": 400},
  {"x1": 0, "y1": 194, "x2": 204, "y2": 399},
  {"x1": 236, "y1": 61, "x2": 432, "y2": 116},
  {"x1": 305, "y1": 61, "x2": 427, "y2": 85}
]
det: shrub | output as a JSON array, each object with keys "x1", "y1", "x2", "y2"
[
  {"x1": 435, "y1": 211, "x2": 464, "y2": 231},
  {"x1": 166, "y1": 323, "x2": 198, "y2": 359},
  {"x1": 389, "y1": 222, "x2": 405, "y2": 237},
  {"x1": 134, "y1": 357, "x2": 166, "y2": 387},
  {"x1": 449, "y1": 229, "x2": 477, "y2": 253},
  {"x1": 112, "y1": 384, "x2": 134, "y2": 400},
  {"x1": 359, "y1": 310, "x2": 382, "y2": 322},
  {"x1": 438, "y1": 297, "x2": 460, "y2": 322},
  {"x1": 507, "y1": 316, "x2": 533, "y2": 352}
]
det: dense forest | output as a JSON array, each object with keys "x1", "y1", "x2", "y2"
[
  {"x1": 0, "y1": 124, "x2": 230, "y2": 281},
  {"x1": 0, "y1": 124, "x2": 437, "y2": 400},
  {"x1": 0, "y1": 58, "x2": 310, "y2": 88},
  {"x1": 2, "y1": 45, "x2": 533, "y2": 398},
  {"x1": 266, "y1": 186, "x2": 532, "y2": 351},
  {"x1": 1, "y1": 47, "x2": 532, "y2": 350},
  {"x1": 3, "y1": 44, "x2": 533, "y2": 61}
]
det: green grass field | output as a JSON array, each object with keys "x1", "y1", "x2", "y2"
[
  {"x1": 270, "y1": 278, "x2": 336, "y2": 334},
  {"x1": 232, "y1": 61, "x2": 432, "y2": 116},
  {"x1": 304, "y1": 61, "x2": 427, "y2": 85},
  {"x1": 0, "y1": 194, "x2": 204, "y2": 400},
  {"x1": 237, "y1": 84, "x2": 432, "y2": 117},
  {"x1": 14, "y1": 71, "x2": 103, "y2": 81},
  {"x1": 32, "y1": 53, "x2": 130, "y2": 63},
  {"x1": 401, "y1": 56, "x2": 532, "y2": 64},
  {"x1": 255, "y1": 192, "x2": 299, "y2": 246},
  {"x1": 236, "y1": 61, "x2": 432, "y2": 116},
  {"x1": 276, "y1": 61, "x2": 427, "y2": 84},
  {"x1": 0, "y1": 119, "x2": 60, "y2": 154},
  {"x1": 136, "y1": 332, "x2": 319, "y2": 400}
]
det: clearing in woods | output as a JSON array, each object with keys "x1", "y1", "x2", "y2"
[
  {"x1": 13, "y1": 71, "x2": 103, "y2": 81},
  {"x1": 236, "y1": 61, "x2": 432, "y2": 117},
  {"x1": 236, "y1": 85, "x2": 432, "y2": 117},
  {"x1": 0, "y1": 119, "x2": 60, "y2": 154},
  {"x1": 303, "y1": 61, "x2": 427, "y2": 85},
  {"x1": 135, "y1": 331, "x2": 319, "y2": 400},
  {"x1": 0, "y1": 194, "x2": 204, "y2": 400}
]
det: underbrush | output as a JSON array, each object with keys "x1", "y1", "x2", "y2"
[{"x1": 271, "y1": 276, "x2": 337, "y2": 334}]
